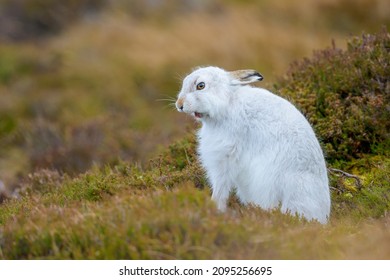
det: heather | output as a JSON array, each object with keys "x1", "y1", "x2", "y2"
[{"x1": 0, "y1": 1, "x2": 389, "y2": 259}]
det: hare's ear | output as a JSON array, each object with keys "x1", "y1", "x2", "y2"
[{"x1": 229, "y1": 69, "x2": 263, "y2": 85}]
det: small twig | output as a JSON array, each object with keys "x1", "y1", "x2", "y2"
[
  {"x1": 328, "y1": 167, "x2": 363, "y2": 190},
  {"x1": 330, "y1": 186, "x2": 344, "y2": 194}
]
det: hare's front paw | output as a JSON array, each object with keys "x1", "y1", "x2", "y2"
[
  {"x1": 211, "y1": 188, "x2": 230, "y2": 212},
  {"x1": 215, "y1": 200, "x2": 227, "y2": 212}
]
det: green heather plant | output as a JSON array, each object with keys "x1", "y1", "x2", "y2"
[{"x1": 276, "y1": 28, "x2": 389, "y2": 162}]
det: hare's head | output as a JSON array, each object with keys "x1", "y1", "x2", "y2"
[{"x1": 176, "y1": 66, "x2": 263, "y2": 121}]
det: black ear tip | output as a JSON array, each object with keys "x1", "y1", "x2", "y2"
[{"x1": 253, "y1": 72, "x2": 263, "y2": 81}]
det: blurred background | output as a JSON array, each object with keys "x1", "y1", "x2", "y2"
[{"x1": 0, "y1": 0, "x2": 389, "y2": 193}]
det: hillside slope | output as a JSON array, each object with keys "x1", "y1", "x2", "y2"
[{"x1": 0, "y1": 30, "x2": 389, "y2": 259}]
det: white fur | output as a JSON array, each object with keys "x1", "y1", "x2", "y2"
[{"x1": 176, "y1": 66, "x2": 330, "y2": 224}]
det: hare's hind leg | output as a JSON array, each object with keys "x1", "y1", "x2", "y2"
[
  {"x1": 211, "y1": 187, "x2": 231, "y2": 212},
  {"x1": 209, "y1": 175, "x2": 233, "y2": 212},
  {"x1": 202, "y1": 159, "x2": 235, "y2": 212},
  {"x1": 280, "y1": 174, "x2": 330, "y2": 224}
]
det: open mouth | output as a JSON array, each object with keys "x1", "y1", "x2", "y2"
[{"x1": 194, "y1": 112, "x2": 203, "y2": 118}]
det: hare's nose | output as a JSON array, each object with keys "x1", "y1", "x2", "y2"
[{"x1": 176, "y1": 98, "x2": 184, "y2": 111}]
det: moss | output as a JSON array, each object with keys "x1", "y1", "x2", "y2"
[{"x1": 330, "y1": 156, "x2": 390, "y2": 220}]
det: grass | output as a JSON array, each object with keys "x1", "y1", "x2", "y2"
[
  {"x1": 0, "y1": 132, "x2": 389, "y2": 259},
  {"x1": 0, "y1": 1, "x2": 389, "y2": 260}
]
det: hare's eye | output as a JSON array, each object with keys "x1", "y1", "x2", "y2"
[{"x1": 196, "y1": 82, "x2": 205, "y2": 91}]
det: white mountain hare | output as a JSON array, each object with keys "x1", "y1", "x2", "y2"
[{"x1": 176, "y1": 66, "x2": 330, "y2": 224}]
